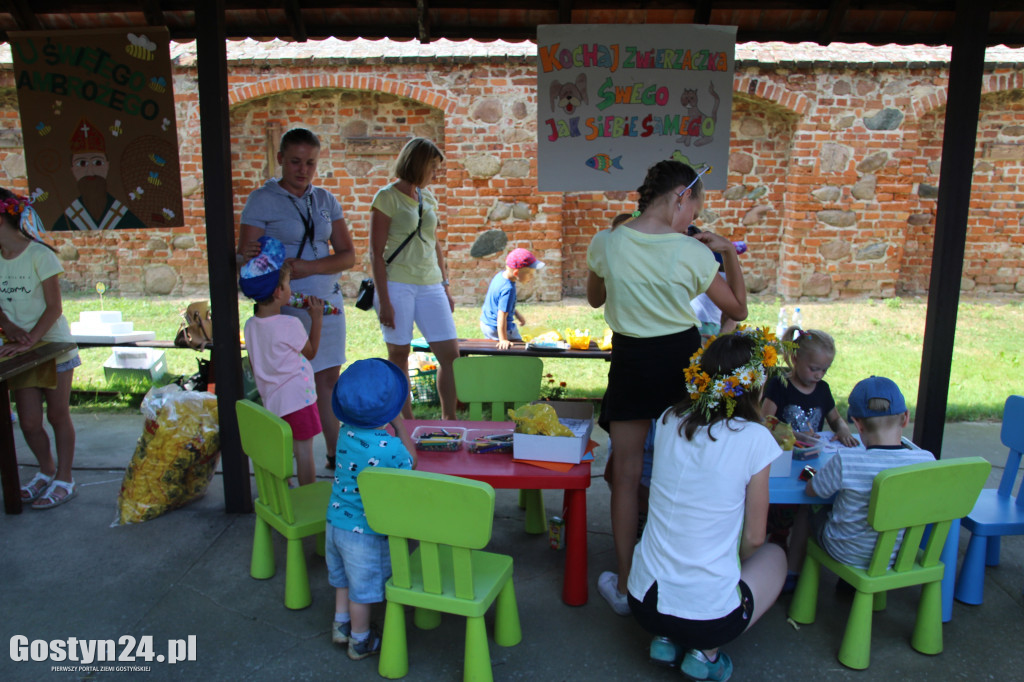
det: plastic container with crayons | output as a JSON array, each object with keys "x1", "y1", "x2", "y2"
[
  {"x1": 412, "y1": 425, "x2": 465, "y2": 451},
  {"x1": 466, "y1": 428, "x2": 514, "y2": 454}
]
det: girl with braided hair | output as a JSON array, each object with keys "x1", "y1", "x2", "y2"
[{"x1": 587, "y1": 160, "x2": 748, "y2": 614}]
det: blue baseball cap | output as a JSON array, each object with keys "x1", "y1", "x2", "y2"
[
  {"x1": 239, "y1": 236, "x2": 286, "y2": 301},
  {"x1": 847, "y1": 376, "x2": 907, "y2": 419},
  {"x1": 331, "y1": 359, "x2": 409, "y2": 429}
]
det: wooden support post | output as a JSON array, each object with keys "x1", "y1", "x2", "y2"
[
  {"x1": 196, "y1": 0, "x2": 252, "y2": 513},
  {"x1": 913, "y1": 0, "x2": 990, "y2": 457}
]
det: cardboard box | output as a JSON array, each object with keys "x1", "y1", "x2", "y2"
[
  {"x1": 769, "y1": 449, "x2": 793, "y2": 478},
  {"x1": 513, "y1": 400, "x2": 594, "y2": 464},
  {"x1": 103, "y1": 348, "x2": 167, "y2": 383}
]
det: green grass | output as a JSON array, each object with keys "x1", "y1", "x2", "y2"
[{"x1": 59, "y1": 293, "x2": 1024, "y2": 422}]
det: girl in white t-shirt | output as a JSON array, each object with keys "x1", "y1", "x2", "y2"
[
  {"x1": 627, "y1": 329, "x2": 788, "y2": 681},
  {"x1": 0, "y1": 188, "x2": 80, "y2": 509}
]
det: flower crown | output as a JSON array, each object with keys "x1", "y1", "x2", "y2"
[
  {"x1": 1, "y1": 194, "x2": 30, "y2": 217},
  {"x1": 683, "y1": 325, "x2": 794, "y2": 419}
]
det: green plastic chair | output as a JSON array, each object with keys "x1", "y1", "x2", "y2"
[
  {"x1": 453, "y1": 356, "x2": 547, "y2": 534},
  {"x1": 359, "y1": 468, "x2": 522, "y2": 681},
  {"x1": 788, "y1": 457, "x2": 990, "y2": 669},
  {"x1": 235, "y1": 399, "x2": 332, "y2": 610}
]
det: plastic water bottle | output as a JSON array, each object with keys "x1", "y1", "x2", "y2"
[
  {"x1": 793, "y1": 307, "x2": 803, "y2": 330},
  {"x1": 776, "y1": 307, "x2": 788, "y2": 339}
]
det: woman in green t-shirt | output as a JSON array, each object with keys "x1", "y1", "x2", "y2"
[{"x1": 369, "y1": 138, "x2": 459, "y2": 420}]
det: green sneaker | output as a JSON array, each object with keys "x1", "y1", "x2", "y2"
[
  {"x1": 649, "y1": 636, "x2": 682, "y2": 668},
  {"x1": 681, "y1": 650, "x2": 733, "y2": 682},
  {"x1": 331, "y1": 620, "x2": 351, "y2": 645}
]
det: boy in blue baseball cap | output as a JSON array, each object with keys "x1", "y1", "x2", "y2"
[
  {"x1": 240, "y1": 235, "x2": 324, "y2": 486},
  {"x1": 790, "y1": 376, "x2": 934, "y2": 573},
  {"x1": 326, "y1": 358, "x2": 417, "y2": 660}
]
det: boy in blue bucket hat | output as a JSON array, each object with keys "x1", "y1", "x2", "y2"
[
  {"x1": 326, "y1": 358, "x2": 417, "y2": 660},
  {"x1": 240, "y1": 235, "x2": 324, "y2": 486}
]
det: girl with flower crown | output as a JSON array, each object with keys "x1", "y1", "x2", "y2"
[
  {"x1": 587, "y1": 160, "x2": 749, "y2": 614},
  {"x1": 0, "y1": 187, "x2": 80, "y2": 509},
  {"x1": 626, "y1": 330, "x2": 788, "y2": 681}
]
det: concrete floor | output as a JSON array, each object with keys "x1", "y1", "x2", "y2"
[{"x1": 2, "y1": 411, "x2": 1022, "y2": 681}]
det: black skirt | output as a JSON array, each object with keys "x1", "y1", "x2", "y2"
[{"x1": 600, "y1": 327, "x2": 702, "y2": 425}]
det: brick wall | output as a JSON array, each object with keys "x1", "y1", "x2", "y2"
[{"x1": 1, "y1": 41, "x2": 1022, "y2": 301}]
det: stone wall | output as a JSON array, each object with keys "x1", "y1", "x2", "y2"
[{"x1": 1, "y1": 39, "x2": 1023, "y2": 301}]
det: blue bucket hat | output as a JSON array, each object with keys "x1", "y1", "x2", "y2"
[
  {"x1": 847, "y1": 376, "x2": 907, "y2": 419},
  {"x1": 239, "y1": 236, "x2": 286, "y2": 301},
  {"x1": 331, "y1": 359, "x2": 409, "y2": 429}
]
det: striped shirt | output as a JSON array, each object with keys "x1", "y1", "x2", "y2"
[{"x1": 812, "y1": 445, "x2": 934, "y2": 569}]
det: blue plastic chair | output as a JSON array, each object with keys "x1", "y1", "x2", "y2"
[{"x1": 954, "y1": 395, "x2": 1024, "y2": 605}]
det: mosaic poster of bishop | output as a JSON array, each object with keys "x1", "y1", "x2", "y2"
[{"x1": 9, "y1": 27, "x2": 183, "y2": 230}]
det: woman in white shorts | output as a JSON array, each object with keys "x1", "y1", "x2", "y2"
[{"x1": 369, "y1": 138, "x2": 459, "y2": 420}]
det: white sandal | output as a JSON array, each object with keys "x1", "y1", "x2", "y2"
[
  {"x1": 20, "y1": 472, "x2": 53, "y2": 502},
  {"x1": 31, "y1": 479, "x2": 76, "y2": 510}
]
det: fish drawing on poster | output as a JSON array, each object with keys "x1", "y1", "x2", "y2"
[{"x1": 536, "y1": 24, "x2": 736, "y2": 192}]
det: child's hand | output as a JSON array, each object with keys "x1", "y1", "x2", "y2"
[
  {"x1": 496, "y1": 339, "x2": 512, "y2": 350},
  {"x1": 2, "y1": 321, "x2": 31, "y2": 345},
  {"x1": 306, "y1": 295, "x2": 324, "y2": 321},
  {"x1": 239, "y1": 239, "x2": 262, "y2": 262},
  {"x1": 833, "y1": 423, "x2": 859, "y2": 447},
  {"x1": 693, "y1": 230, "x2": 734, "y2": 254}
]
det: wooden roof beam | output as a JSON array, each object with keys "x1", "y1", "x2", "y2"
[
  {"x1": 9, "y1": 0, "x2": 43, "y2": 31},
  {"x1": 285, "y1": 0, "x2": 308, "y2": 42},
  {"x1": 819, "y1": 0, "x2": 850, "y2": 46},
  {"x1": 694, "y1": 0, "x2": 713, "y2": 25},
  {"x1": 417, "y1": 0, "x2": 430, "y2": 43},
  {"x1": 142, "y1": 0, "x2": 164, "y2": 26},
  {"x1": 558, "y1": 0, "x2": 573, "y2": 25}
]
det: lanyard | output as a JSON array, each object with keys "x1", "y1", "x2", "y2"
[{"x1": 290, "y1": 193, "x2": 319, "y2": 259}]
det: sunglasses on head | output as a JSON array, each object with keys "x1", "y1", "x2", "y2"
[{"x1": 678, "y1": 165, "x2": 712, "y2": 198}]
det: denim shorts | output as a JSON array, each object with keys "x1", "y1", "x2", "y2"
[
  {"x1": 57, "y1": 353, "x2": 82, "y2": 373},
  {"x1": 480, "y1": 321, "x2": 522, "y2": 342},
  {"x1": 325, "y1": 523, "x2": 391, "y2": 604}
]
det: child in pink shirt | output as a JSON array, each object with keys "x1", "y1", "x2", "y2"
[{"x1": 240, "y1": 236, "x2": 324, "y2": 485}]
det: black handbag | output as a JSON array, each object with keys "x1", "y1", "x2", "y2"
[
  {"x1": 356, "y1": 191, "x2": 423, "y2": 312},
  {"x1": 355, "y1": 278, "x2": 375, "y2": 310}
]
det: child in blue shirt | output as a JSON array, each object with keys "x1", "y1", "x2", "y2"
[
  {"x1": 480, "y1": 247, "x2": 545, "y2": 349},
  {"x1": 326, "y1": 358, "x2": 417, "y2": 661}
]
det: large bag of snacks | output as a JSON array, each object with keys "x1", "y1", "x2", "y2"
[{"x1": 114, "y1": 385, "x2": 221, "y2": 525}]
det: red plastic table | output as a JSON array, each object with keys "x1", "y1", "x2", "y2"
[{"x1": 405, "y1": 419, "x2": 592, "y2": 606}]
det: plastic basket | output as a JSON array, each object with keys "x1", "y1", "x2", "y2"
[{"x1": 408, "y1": 367, "x2": 439, "y2": 404}]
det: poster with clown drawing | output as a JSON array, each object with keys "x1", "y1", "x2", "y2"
[
  {"x1": 9, "y1": 27, "x2": 183, "y2": 230},
  {"x1": 537, "y1": 24, "x2": 736, "y2": 192}
]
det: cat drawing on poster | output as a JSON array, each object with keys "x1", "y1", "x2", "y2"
[{"x1": 678, "y1": 81, "x2": 719, "y2": 147}]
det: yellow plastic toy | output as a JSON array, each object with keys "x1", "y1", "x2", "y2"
[
  {"x1": 507, "y1": 403, "x2": 574, "y2": 437},
  {"x1": 564, "y1": 328, "x2": 591, "y2": 350},
  {"x1": 598, "y1": 328, "x2": 613, "y2": 351}
]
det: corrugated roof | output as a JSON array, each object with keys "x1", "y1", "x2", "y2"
[{"x1": 1, "y1": 2, "x2": 1023, "y2": 48}]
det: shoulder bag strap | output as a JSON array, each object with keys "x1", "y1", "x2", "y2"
[
  {"x1": 289, "y1": 194, "x2": 316, "y2": 259},
  {"x1": 384, "y1": 190, "x2": 424, "y2": 266}
]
